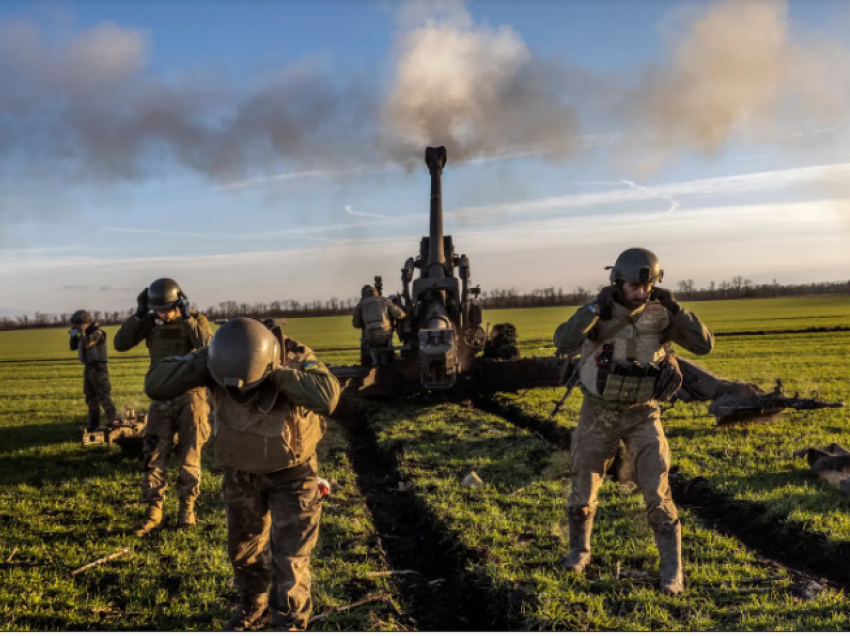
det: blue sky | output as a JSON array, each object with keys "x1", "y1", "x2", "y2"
[{"x1": 1, "y1": 0, "x2": 849, "y2": 315}]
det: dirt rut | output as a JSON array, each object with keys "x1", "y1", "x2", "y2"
[{"x1": 472, "y1": 393, "x2": 850, "y2": 592}]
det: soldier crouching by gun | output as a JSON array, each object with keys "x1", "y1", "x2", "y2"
[
  {"x1": 553, "y1": 248, "x2": 714, "y2": 594},
  {"x1": 69, "y1": 310, "x2": 119, "y2": 432},
  {"x1": 352, "y1": 283, "x2": 405, "y2": 367},
  {"x1": 144, "y1": 318, "x2": 340, "y2": 630}
]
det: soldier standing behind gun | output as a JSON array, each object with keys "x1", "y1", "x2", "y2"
[
  {"x1": 144, "y1": 317, "x2": 340, "y2": 630},
  {"x1": 352, "y1": 284, "x2": 405, "y2": 366},
  {"x1": 113, "y1": 278, "x2": 212, "y2": 535},
  {"x1": 69, "y1": 310, "x2": 119, "y2": 432},
  {"x1": 553, "y1": 248, "x2": 714, "y2": 594}
]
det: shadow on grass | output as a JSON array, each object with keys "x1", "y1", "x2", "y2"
[
  {"x1": 0, "y1": 419, "x2": 94, "y2": 453},
  {"x1": 0, "y1": 442, "x2": 139, "y2": 487}
]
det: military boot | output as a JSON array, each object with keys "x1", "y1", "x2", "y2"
[
  {"x1": 86, "y1": 413, "x2": 101, "y2": 432},
  {"x1": 178, "y1": 499, "x2": 196, "y2": 528},
  {"x1": 224, "y1": 593, "x2": 269, "y2": 631},
  {"x1": 133, "y1": 503, "x2": 163, "y2": 537},
  {"x1": 562, "y1": 509, "x2": 594, "y2": 573},
  {"x1": 653, "y1": 520, "x2": 684, "y2": 594}
]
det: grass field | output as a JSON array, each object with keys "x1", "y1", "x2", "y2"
[{"x1": 1, "y1": 296, "x2": 849, "y2": 629}]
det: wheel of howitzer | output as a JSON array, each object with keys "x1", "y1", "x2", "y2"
[{"x1": 463, "y1": 326, "x2": 487, "y2": 349}]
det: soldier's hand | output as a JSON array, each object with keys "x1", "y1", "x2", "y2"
[
  {"x1": 176, "y1": 294, "x2": 191, "y2": 320},
  {"x1": 594, "y1": 285, "x2": 622, "y2": 320},
  {"x1": 136, "y1": 288, "x2": 149, "y2": 318},
  {"x1": 650, "y1": 287, "x2": 681, "y2": 315}
]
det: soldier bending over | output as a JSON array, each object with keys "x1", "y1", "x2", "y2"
[{"x1": 145, "y1": 317, "x2": 340, "y2": 630}]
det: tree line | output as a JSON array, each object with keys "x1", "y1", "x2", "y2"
[{"x1": 1, "y1": 277, "x2": 848, "y2": 331}]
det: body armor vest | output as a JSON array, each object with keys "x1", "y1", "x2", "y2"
[
  {"x1": 361, "y1": 296, "x2": 392, "y2": 334},
  {"x1": 147, "y1": 320, "x2": 194, "y2": 365},
  {"x1": 580, "y1": 301, "x2": 670, "y2": 401},
  {"x1": 77, "y1": 330, "x2": 109, "y2": 364},
  {"x1": 211, "y1": 374, "x2": 326, "y2": 473}
]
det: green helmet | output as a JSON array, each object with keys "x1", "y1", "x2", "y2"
[
  {"x1": 606, "y1": 248, "x2": 664, "y2": 285},
  {"x1": 361, "y1": 285, "x2": 375, "y2": 297},
  {"x1": 208, "y1": 318, "x2": 280, "y2": 393},
  {"x1": 70, "y1": 310, "x2": 91, "y2": 325},
  {"x1": 148, "y1": 278, "x2": 183, "y2": 311}
]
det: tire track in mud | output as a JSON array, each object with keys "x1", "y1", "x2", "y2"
[
  {"x1": 471, "y1": 393, "x2": 850, "y2": 592},
  {"x1": 332, "y1": 399, "x2": 513, "y2": 631}
]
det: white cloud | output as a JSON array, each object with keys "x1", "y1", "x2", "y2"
[
  {"x1": 6, "y1": 199, "x2": 849, "y2": 315},
  {"x1": 449, "y1": 162, "x2": 850, "y2": 218}
]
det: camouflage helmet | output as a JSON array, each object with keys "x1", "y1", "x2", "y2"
[
  {"x1": 148, "y1": 277, "x2": 183, "y2": 311},
  {"x1": 361, "y1": 285, "x2": 375, "y2": 297},
  {"x1": 606, "y1": 248, "x2": 664, "y2": 285},
  {"x1": 207, "y1": 317, "x2": 280, "y2": 392},
  {"x1": 70, "y1": 309, "x2": 91, "y2": 324}
]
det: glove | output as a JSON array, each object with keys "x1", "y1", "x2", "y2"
[
  {"x1": 68, "y1": 326, "x2": 81, "y2": 337},
  {"x1": 135, "y1": 288, "x2": 149, "y2": 318},
  {"x1": 594, "y1": 285, "x2": 622, "y2": 321},
  {"x1": 650, "y1": 287, "x2": 682, "y2": 315},
  {"x1": 176, "y1": 294, "x2": 191, "y2": 320}
]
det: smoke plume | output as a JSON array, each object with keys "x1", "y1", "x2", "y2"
[
  {"x1": 620, "y1": 0, "x2": 850, "y2": 171},
  {"x1": 0, "y1": 0, "x2": 848, "y2": 186}
]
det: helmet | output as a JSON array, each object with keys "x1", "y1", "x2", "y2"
[
  {"x1": 606, "y1": 248, "x2": 664, "y2": 285},
  {"x1": 361, "y1": 285, "x2": 375, "y2": 297},
  {"x1": 208, "y1": 318, "x2": 280, "y2": 392},
  {"x1": 70, "y1": 310, "x2": 91, "y2": 324},
  {"x1": 148, "y1": 278, "x2": 183, "y2": 311}
]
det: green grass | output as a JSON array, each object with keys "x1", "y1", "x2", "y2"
[
  {"x1": 359, "y1": 398, "x2": 849, "y2": 629},
  {"x1": 2, "y1": 298, "x2": 850, "y2": 629},
  {"x1": 0, "y1": 355, "x2": 408, "y2": 630},
  {"x1": 5, "y1": 296, "x2": 850, "y2": 362}
]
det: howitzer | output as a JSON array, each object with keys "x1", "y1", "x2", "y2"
[
  {"x1": 673, "y1": 357, "x2": 844, "y2": 426},
  {"x1": 397, "y1": 146, "x2": 485, "y2": 389}
]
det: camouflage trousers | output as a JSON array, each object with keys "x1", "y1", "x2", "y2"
[
  {"x1": 142, "y1": 390, "x2": 211, "y2": 506},
  {"x1": 364, "y1": 331, "x2": 392, "y2": 367},
  {"x1": 568, "y1": 396, "x2": 678, "y2": 529},
  {"x1": 223, "y1": 454, "x2": 322, "y2": 630},
  {"x1": 83, "y1": 362, "x2": 117, "y2": 426}
]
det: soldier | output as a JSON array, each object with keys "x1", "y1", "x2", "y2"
[
  {"x1": 69, "y1": 310, "x2": 119, "y2": 432},
  {"x1": 144, "y1": 317, "x2": 340, "y2": 630},
  {"x1": 352, "y1": 284, "x2": 405, "y2": 366},
  {"x1": 553, "y1": 248, "x2": 714, "y2": 594},
  {"x1": 113, "y1": 278, "x2": 213, "y2": 535}
]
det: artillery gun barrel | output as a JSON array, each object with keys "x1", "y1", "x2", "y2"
[{"x1": 425, "y1": 146, "x2": 448, "y2": 277}]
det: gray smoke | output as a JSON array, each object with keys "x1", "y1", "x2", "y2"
[{"x1": 0, "y1": 0, "x2": 848, "y2": 185}]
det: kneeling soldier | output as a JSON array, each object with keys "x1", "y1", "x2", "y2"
[
  {"x1": 553, "y1": 248, "x2": 714, "y2": 594},
  {"x1": 145, "y1": 317, "x2": 340, "y2": 630},
  {"x1": 69, "y1": 310, "x2": 118, "y2": 431}
]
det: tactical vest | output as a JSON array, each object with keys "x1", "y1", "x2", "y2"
[
  {"x1": 580, "y1": 301, "x2": 670, "y2": 401},
  {"x1": 78, "y1": 330, "x2": 109, "y2": 364},
  {"x1": 210, "y1": 378, "x2": 327, "y2": 473},
  {"x1": 361, "y1": 296, "x2": 392, "y2": 335},
  {"x1": 146, "y1": 319, "x2": 195, "y2": 365}
]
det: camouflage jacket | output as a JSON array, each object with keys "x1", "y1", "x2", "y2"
[
  {"x1": 70, "y1": 323, "x2": 109, "y2": 365},
  {"x1": 352, "y1": 296, "x2": 405, "y2": 333},
  {"x1": 144, "y1": 343, "x2": 340, "y2": 473},
  {"x1": 554, "y1": 301, "x2": 715, "y2": 357},
  {"x1": 113, "y1": 311, "x2": 212, "y2": 366}
]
